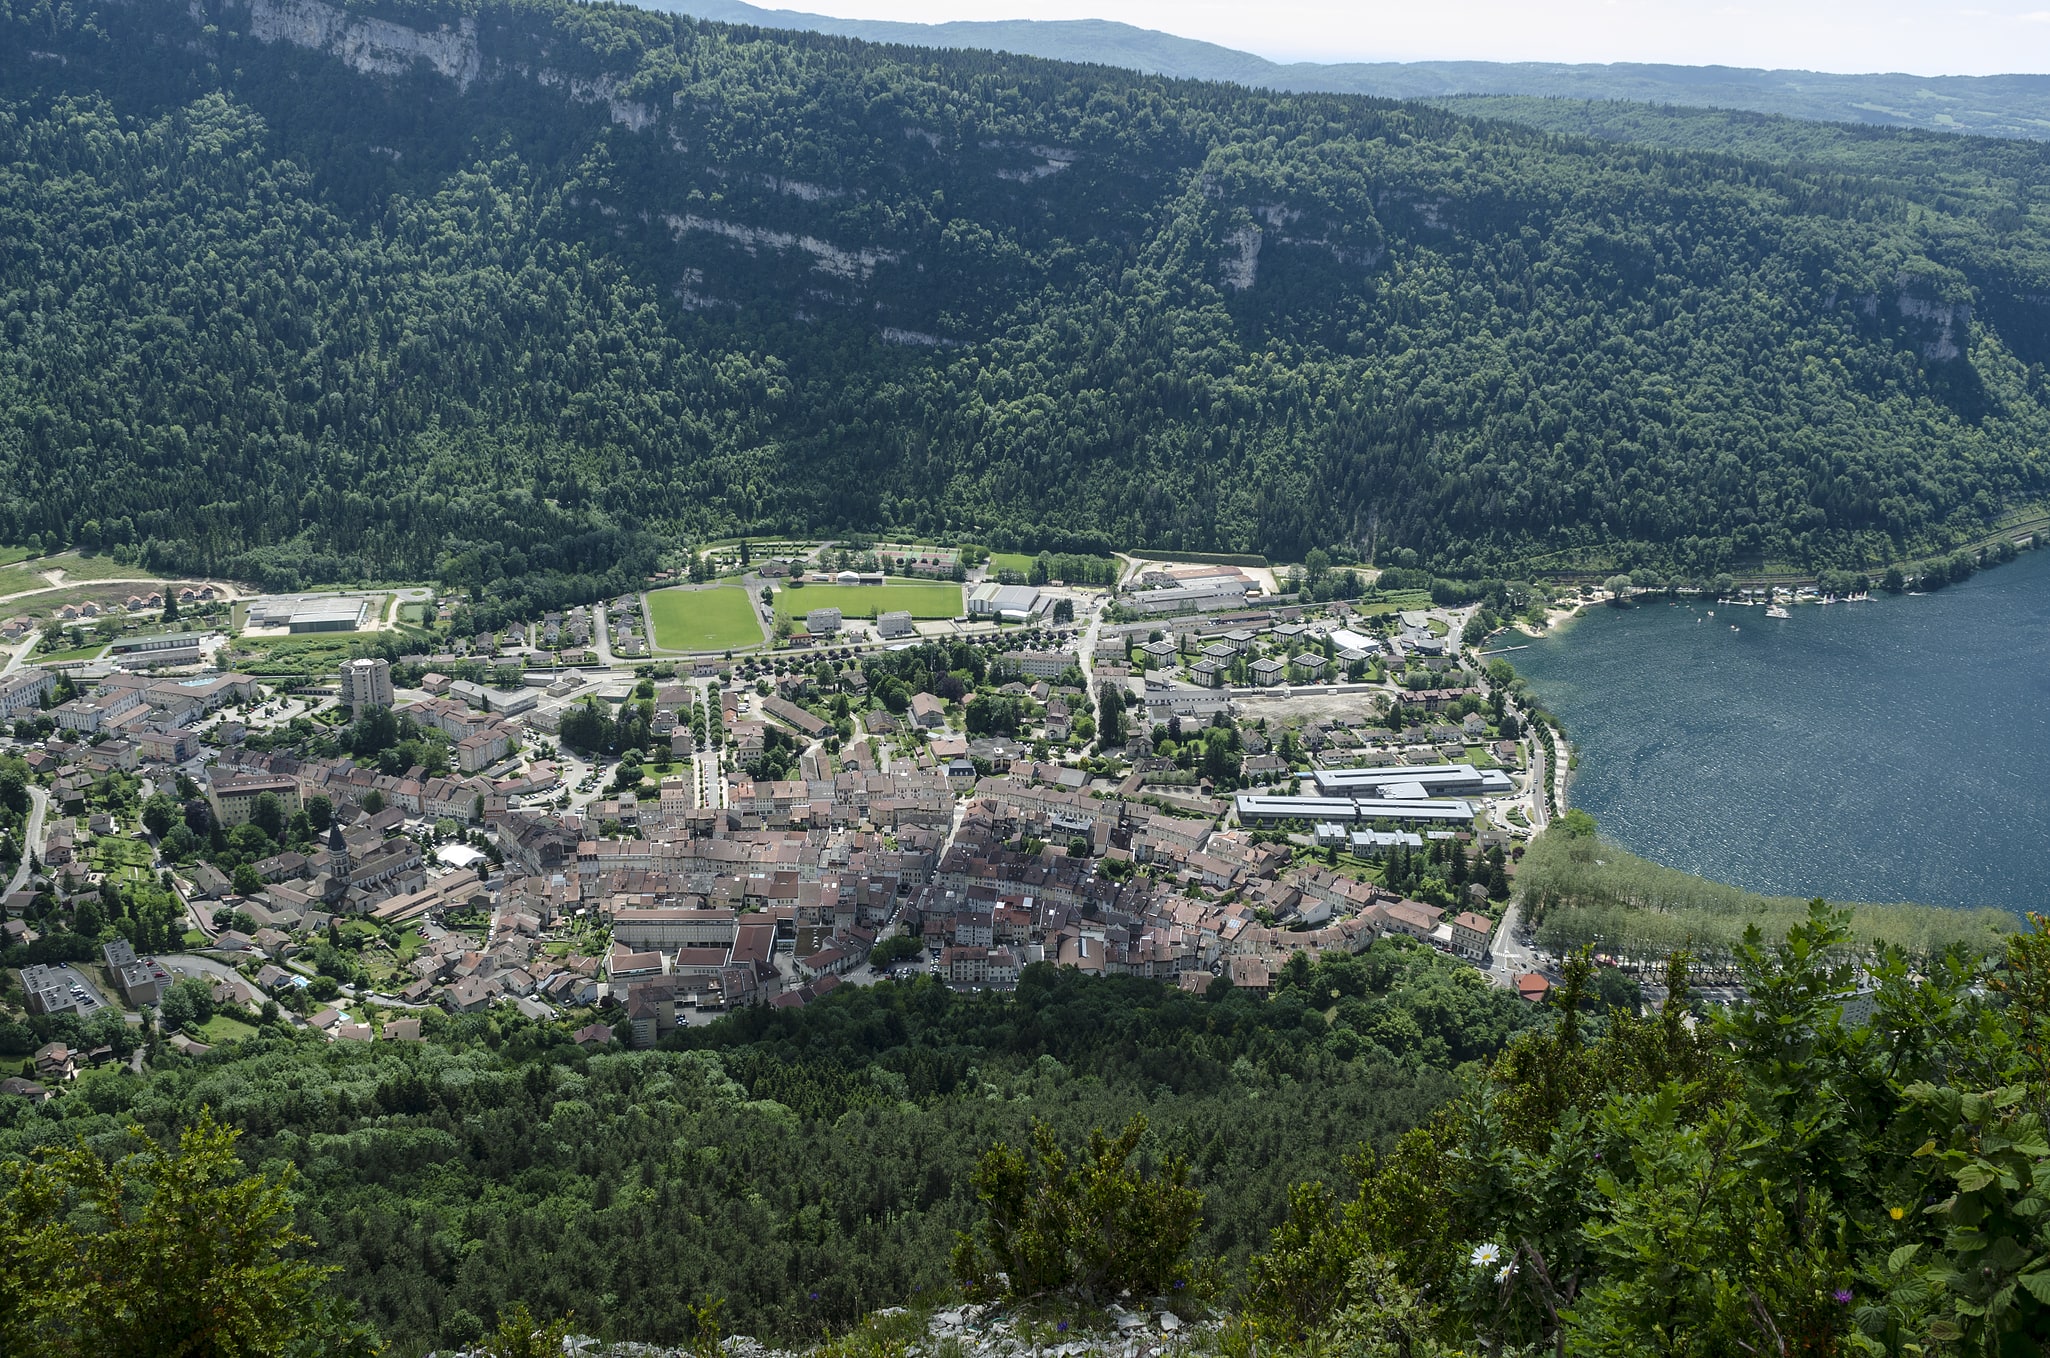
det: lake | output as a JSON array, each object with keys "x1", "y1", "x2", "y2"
[{"x1": 1511, "y1": 548, "x2": 2050, "y2": 913}]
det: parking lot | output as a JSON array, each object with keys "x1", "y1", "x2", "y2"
[{"x1": 40, "y1": 965, "x2": 111, "y2": 1017}]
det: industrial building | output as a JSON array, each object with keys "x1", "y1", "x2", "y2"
[
  {"x1": 967, "y1": 582, "x2": 1041, "y2": 619},
  {"x1": 1233, "y1": 794, "x2": 1476, "y2": 826},
  {"x1": 448, "y1": 679, "x2": 537, "y2": 716},
  {"x1": 1311, "y1": 764, "x2": 1514, "y2": 799},
  {"x1": 1122, "y1": 579, "x2": 1250, "y2": 616},
  {"x1": 109, "y1": 633, "x2": 204, "y2": 669},
  {"x1": 245, "y1": 593, "x2": 371, "y2": 633}
]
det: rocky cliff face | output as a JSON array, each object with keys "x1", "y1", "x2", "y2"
[
  {"x1": 1893, "y1": 289, "x2": 1974, "y2": 362},
  {"x1": 431, "y1": 1304, "x2": 1210, "y2": 1358},
  {"x1": 245, "y1": 0, "x2": 481, "y2": 88}
]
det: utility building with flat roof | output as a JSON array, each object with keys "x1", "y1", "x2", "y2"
[
  {"x1": 1311, "y1": 764, "x2": 1513, "y2": 798},
  {"x1": 245, "y1": 594, "x2": 371, "y2": 633},
  {"x1": 1234, "y1": 794, "x2": 1476, "y2": 826},
  {"x1": 968, "y1": 583, "x2": 1040, "y2": 617}
]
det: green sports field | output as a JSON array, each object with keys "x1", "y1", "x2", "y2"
[
  {"x1": 775, "y1": 581, "x2": 961, "y2": 623},
  {"x1": 648, "y1": 586, "x2": 765, "y2": 652}
]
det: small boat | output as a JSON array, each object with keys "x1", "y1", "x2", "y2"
[
  {"x1": 1730, "y1": 624, "x2": 1740, "y2": 631},
  {"x1": 1765, "y1": 605, "x2": 1790, "y2": 619}
]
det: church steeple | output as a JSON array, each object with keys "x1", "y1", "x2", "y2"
[{"x1": 324, "y1": 822, "x2": 350, "y2": 905}]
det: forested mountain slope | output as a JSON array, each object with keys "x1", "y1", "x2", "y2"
[
  {"x1": 658, "y1": 0, "x2": 2050, "y2": 142},
  {"x1": 0, "y1": 958, "x2": 1508, "y2": 1351},
  {"x1": 4, "y1": 0, "x2": 2050, "y2": 614}
]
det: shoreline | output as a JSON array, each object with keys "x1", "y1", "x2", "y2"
[{"x1": 1502, "y1": 547, "x2": 2050, "y2": 914}]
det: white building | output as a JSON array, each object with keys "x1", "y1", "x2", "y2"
[
  {"x1": 968, "y1": 583, "x2": 1040, "y2": 618},
  {"x1": 1000, "y1": 649, "x2": 1074, "y2": 680},
  {"x1": 337, "y1": 657, "x2": 394, "y2": 710},
  {"x1": 0, "y1": 669, "x2": 54, "y2": 719},
  {"x1": 806, "y1": 608, "x2": 843, "y2": 636}
]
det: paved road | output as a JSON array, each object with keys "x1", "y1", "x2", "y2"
[
  {"x1": 693, "y1": 742, "x2": 725, "y2": 809},
  {"x1": 0, "y1": 574, "x2": 246, "y2": 609},
  {"x1": 591, "y1": 601, "x2": 616, "y2": 668},
  {"x1": 1076, "y1": 603, "x2": 1107, "y2": 753},
  {"x1": 1486, "y1": 896, "x2": 1545, "y2": 987},
  {"x1": 0, "y1": 634, "x2": 39, "y2": 678},
  {"x1": 5, "y1": 785, "x2": 47, "y2": 896},
  {"x1": 159, "y1": 953, "x2": 261, "y2": 1005},
  {"x1": 1531, "y1": 721, "x2": 1567, "y2": 831},
  {"x1": 39, "y1": 964, "x2": 113, "y2": 1017}
]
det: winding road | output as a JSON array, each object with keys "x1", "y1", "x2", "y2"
[{"x1": 5, "y1": 785, "x2": 48, "y2": 896}]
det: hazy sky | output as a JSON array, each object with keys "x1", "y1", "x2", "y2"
[{"x1": 795, "y1": 1, "x2": 2050, "y2": 76}]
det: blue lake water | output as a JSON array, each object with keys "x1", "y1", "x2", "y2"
[{"x1": 1511, "y1": 549, "x2": 2050, "y2": 913}]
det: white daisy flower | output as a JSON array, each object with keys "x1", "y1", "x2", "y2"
[
  {"x1": 1470, "y1": 1243, "x2": 1501, "y2": 1268},
  {"x1": 1496, "y1": 1264, "x2": 1516, "y2": 1284}
]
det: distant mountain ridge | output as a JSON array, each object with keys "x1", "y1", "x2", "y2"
[
  {"x1": 650, "y1": 0, "x2": 2050, "y2": 140},
  {"x1": 6, "y1": 0, "x2": 2050, "y2": 608}
]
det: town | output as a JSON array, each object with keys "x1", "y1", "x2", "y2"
[{"x1": 0, "y1": 542, "x2": 1564, "y2": 1093}]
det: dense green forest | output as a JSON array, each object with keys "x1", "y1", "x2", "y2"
[
  {"x1": 1, "y1": 0, "x2": 2049, "y2": 616},
  {"x1": 1232, "y1": 908, "x2": 2050, "y2": 1356},
  {"x1": 0, "y1": 947, "x2": 1525, "y2": 1353},
  {"x1": 10, "y1": 907, "x2": 2050, "y2": 1356},
  {"x1": 1445, "y1": 96, "x2": 2050, "y2": 248}
]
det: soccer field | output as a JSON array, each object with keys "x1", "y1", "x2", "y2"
[
  {"x1": 775, "y1": 581, "x2": 961, "y2": 622},
  {"x1": 648, "y1": 586, "x2": 765, "y2": 652}
]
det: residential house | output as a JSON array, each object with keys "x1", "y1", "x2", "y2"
[
  {"x1": 34, "y1": 1042, "x2": 76, "y2": 1081},
  {"x1": 1225, "y1": 955, "x2": 1272, "y2": 996},
  {"x1": 1449, "y1": 911, "x2": 1493, "y2": 960}
]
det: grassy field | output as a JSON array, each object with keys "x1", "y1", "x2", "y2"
[
  {"x1": 777, "y1": 581, "x2": 961, "y2": 622},
  {"x1": 229, "y1": 636, "x2": 358, "y2": 677},
  {"x1": 0, "y1": 563, "x2": 46, "y2": 597},
  {"x1": 44, "y1": 551, "x2": 160, "y2": 583},
  {"x1": 90, "y1": 837, "x2": 153, "y2": 883},
  {"x1": 37, "y1": 644, "x2": 107, "y2": 662},
  {"x1": 648, "y1": 586, "x2": 764, "y2": 652},
  {"x1": 196, "y1": 1013, "x2": 259, "y2": 1045},
  {"x1": 14, "y1": 583, "x2": 182, "y2": 616},
  {"x1": 0, "y1": 546, "x2": 34, "y2": 568},
  {"x1": 1349, "y1": 592, "x2": 1437, "y2": 620}
]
